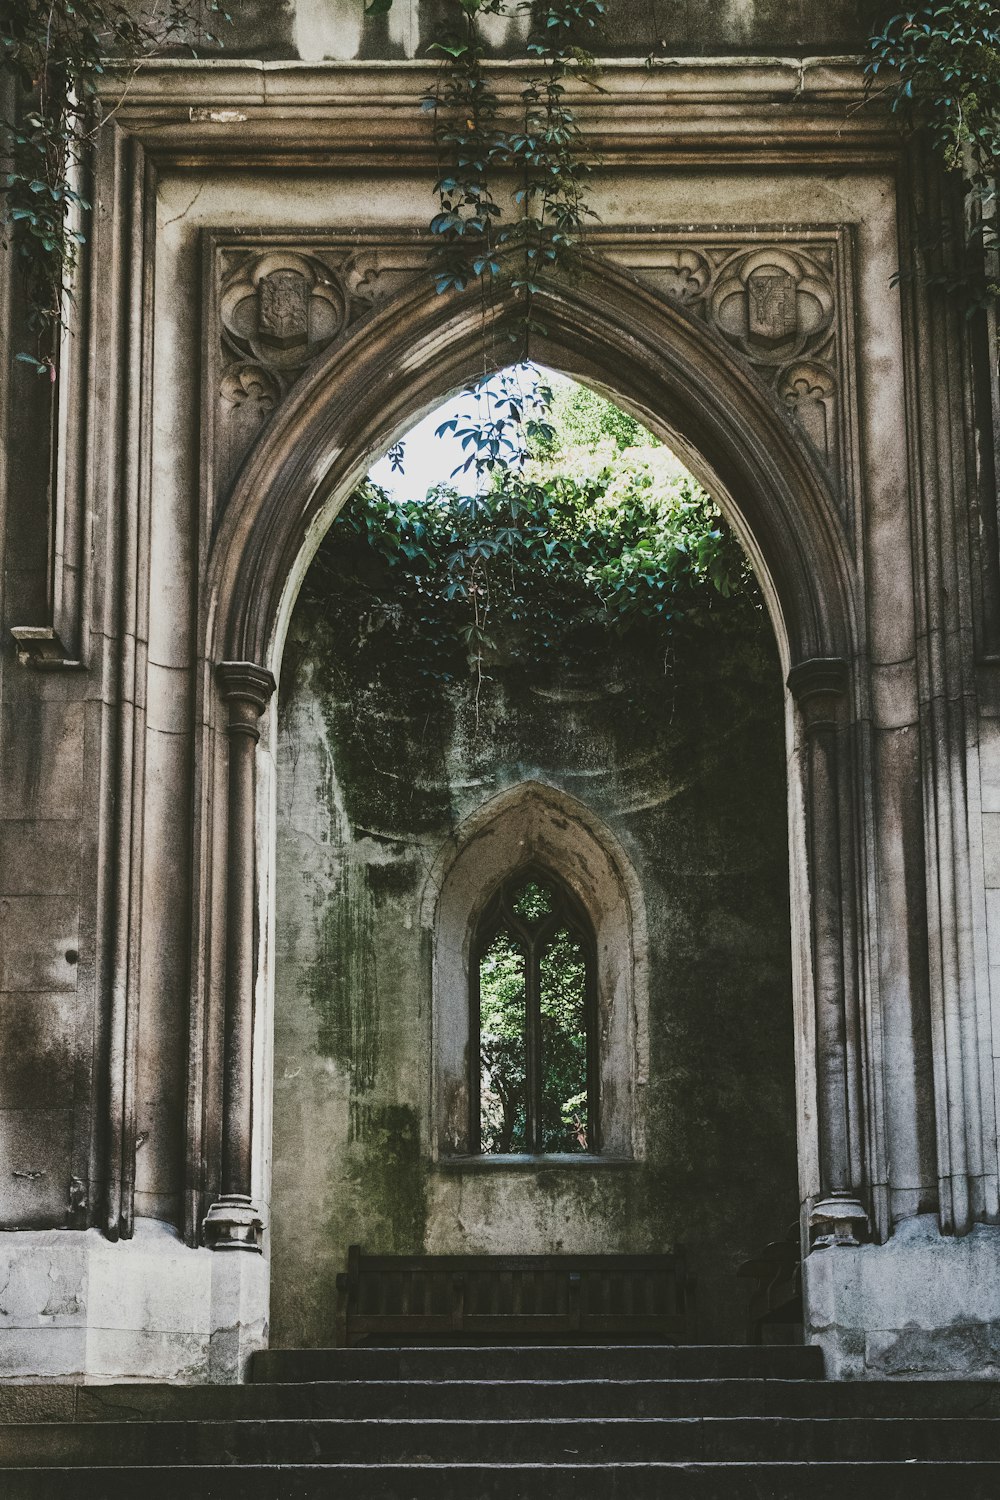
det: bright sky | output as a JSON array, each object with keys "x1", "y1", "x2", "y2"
[{"x1": 368, "y1": 363, "x2": 570, "y2": 502}]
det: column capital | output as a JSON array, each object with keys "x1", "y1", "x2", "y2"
[
  {"x1": 216, "y1": 660, "x2": 277, "y2": 716},
  {"x1": 787, "y1": 656, "x2": 849, "y2": 705}
]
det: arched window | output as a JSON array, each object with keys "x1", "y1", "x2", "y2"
[
  {"x1": 430, "y1": 781, "x2": 645, "y2": 1162},
  {"x1": 471, "y1": 869, "x2": 598, "y2": 1156}
]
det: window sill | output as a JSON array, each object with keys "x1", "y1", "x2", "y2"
[{"x1": 434, "y1": 1153, "x2": 635, "y2": 1171}]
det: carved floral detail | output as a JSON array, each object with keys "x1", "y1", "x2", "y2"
[
  {"x1": 611, "y1": 238, "x2": 849, "y2": 510},
  {"x1": 213, "y1": 242, "x2": 427, "y2": 501},
  {"x1": 220, "y1": 362, "x2": 280, "y2": 414},
  {"x1": 709, "y1": 248, "x2": 835, "y2": 367},
  {"x1": 650, "y1": 248, "x2": 711, "y2": 305},
  {"x1": 779, "y1": 361, "x2": 838, "y2": 469},
  {"x1": 220, "y1": 251, "x2": 349, "y2": 374},
  {"x1": 210, "y1": 235, "x2": 853, "y2": 522}
]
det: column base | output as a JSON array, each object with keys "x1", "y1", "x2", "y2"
[
  {"x1": 0, "y1": 1220, "x2": 268, "y2": 1383},
  {"x1": 809, "y1": 1193, "x2": 869, "y2": 1248},
  {"x1": 804, "y1": 1214, "x2": 1000, "y2": 1379},
  {"x1": 203, "y1": 1194, "x2": 264, "y2": 1252}
]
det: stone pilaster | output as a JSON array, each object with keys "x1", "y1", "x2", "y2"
[
  {"x1": 788, "y1": 657, "x2": 869, "y2": 1248},
  {"x1": 204, "y1": 661, "x2": 276, "y2": 1252}
]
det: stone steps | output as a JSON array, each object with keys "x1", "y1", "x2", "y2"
[
  {"x1": 5, "y1": 1463, "x2": 1000, "y2": 1500},
  {"x1": 4, "y1": 1415, "x2": 1000, "y2": 1464},
  {"x1": 3, "y1": 1343, "x2": 1000, "y2": 1496},
  {"x1": 251, "y1": 1343, "x2": 825, "y2": 1382},
  {"x1": 22, "y1": 1377, "x2": 1000, "y2": 1423}
]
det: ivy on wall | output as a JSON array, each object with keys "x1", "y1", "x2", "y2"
[
  {"x1": 868, "y1": 3, "x2": 1000, "y2": 296},
  {"x1": 1, "y1": 0, "x2": 602, "y2": 380},
  {"x1": 6, "y1": 6, "x2": 1000, "y2": 375},
  {"x1": 2, "y1": 1, "x2": 229, "y2": 378},
  {"x1": 426, "y1": 0, "x2": 603, "y2": 301}
]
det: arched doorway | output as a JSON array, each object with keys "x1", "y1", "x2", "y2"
[
  {"x1": 192, "y1": 259, "x2": 900, "y2": 1350},
  {"x1": 272, "y1": 500, "x2": 798, "y2": 1342}
]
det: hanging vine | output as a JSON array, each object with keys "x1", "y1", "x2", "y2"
[
  {"x1": 867, "y1": 3, "x2": 1000, "y2": 298},
  {"x1": 2, "y1": 1, "x2": 229, "y2": 378},
  {"x1": 427, "y1": 0, "x2": 603, "y2": 306},
  {"x1": 414, "y1": 0, "x2": 607, "y2": 679}
]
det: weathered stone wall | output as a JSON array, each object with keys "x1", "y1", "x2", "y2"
[
  {"x1": 155, "y1": 0, "x2": 880, "y2": 61},
  {"x1": 271, "y1": 542, "x2": 797, "y2": 1346},
  {"x1": 4, "y1": 49, "x2": 1000, "y2": 1382}
]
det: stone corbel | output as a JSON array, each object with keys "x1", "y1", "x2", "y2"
[
  {"x1": 203, "y1": 660, "x2": 276, "y2": 1253},
  {"x1": 788, "y1": 657, "x2": 869, "y2": 1249}
]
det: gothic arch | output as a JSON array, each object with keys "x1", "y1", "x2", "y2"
[
  {"x1": 205, "y1": 256, "x2": 859, "y2": 676},
  {"x1": 192, "y1": 258, "x2": 877, "y2": 1261},
  {"x1": 426, "y1": 781, "x2": 649, "y2": 1163}
]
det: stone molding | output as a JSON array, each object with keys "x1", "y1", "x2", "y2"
[
  {"x1": 207, "y1": 661, "x2": 276, "y2": 1252},
  {"x1": 205, "y1": 228, "x2": 861, "y2": 528},
  {"x1": 216, "y1": 660, "x2": 278, "y2": 730},
  {"x1": 787, "y1": 656, "x2": 850, "y2": 703},
  {"x1": 101, "y1": 59, "x2": 887, "y2": 169}
]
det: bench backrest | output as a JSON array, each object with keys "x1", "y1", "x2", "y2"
[{"x1": 335, "y1": 1245, "x2": 694, "y2": 1346}]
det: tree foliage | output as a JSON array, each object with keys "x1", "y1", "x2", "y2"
[
  {"x1": 479, "y1": 922, "x2": 590, "y2": 1155},
  {"x1": 478, "y1": 878, "x2": 590, "y2": 1156},
  {"x1": 302, "y1": 377, "x2": 757, "y2": 699}
]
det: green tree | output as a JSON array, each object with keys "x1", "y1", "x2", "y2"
[{"x1": 305, "y1": 377, "x2": 757, "y2": 697}]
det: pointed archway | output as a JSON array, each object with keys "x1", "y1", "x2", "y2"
[{"x1": 188, "y1": 258, "x2": 905, "y2": 1300}]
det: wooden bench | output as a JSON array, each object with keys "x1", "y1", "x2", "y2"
[{"x1": 335, "y1": 1245, "x2": 694, "y2": 1346}]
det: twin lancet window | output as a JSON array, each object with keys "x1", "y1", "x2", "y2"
[{"x1": 470, "y1": 871, "x2": 599, "y2": 1156}]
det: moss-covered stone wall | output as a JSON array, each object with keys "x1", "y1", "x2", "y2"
[{"x1": 272, "y1": 538, "x2": 798, "y2": 1346}]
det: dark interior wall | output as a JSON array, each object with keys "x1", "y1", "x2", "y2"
[{"x1": 271, "y1": 520, "x2": 798, "y2": 1347}]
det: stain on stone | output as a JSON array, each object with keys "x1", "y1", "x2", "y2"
[
  {"x1": 305, "y1": 857, "x2": 379, "y2": 1089},
  {"x1": 347, "y1": 1103, "x2": 428, "y2": 1250},
  {"x1": 273, "y1": 528, "x2": 798, "y2": 1345}
]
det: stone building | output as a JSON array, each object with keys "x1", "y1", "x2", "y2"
[{"x1": 2, "y1": 0, "x2": 1000, "y2": 1387}]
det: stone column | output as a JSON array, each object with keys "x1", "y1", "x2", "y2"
[
  {"x1": 788, "y1": 658, "x2": 869, "y2": 1248},
  {"x1": 204, "y1": 661, "x2": 276, "y2": 1252}
]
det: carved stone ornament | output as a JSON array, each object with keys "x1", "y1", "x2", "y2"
[
  {"x1": 210, "y1": 232, "x2": 855, "y2": 524},
  {"x1": 653, "y1": 248, "x2": 712, "y2": 305},
  {"x1": 600, "y1": 233, "x2": 855, "y2": 524},
  {"x1": 204, "y1": 1192, "x2": 264, "y2": 1252},
  {"x1": 809, "y1": 1193, "x2": 869, "y2": 1249},
  {"x1": 779, "y1": 361, "x2": 839, "y2": 472},
  {"x1": 220, "y1": 250, "x2": 349, "y2": 374},
  {"x1": 709, "y1": 247, "x2": 835, "y2": 367},
  {"x1": 211, "y1": 239, "x2": 427, "y2": 501}
]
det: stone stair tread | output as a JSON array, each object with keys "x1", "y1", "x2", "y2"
[
  {"x1": 6, "y1": 1344, "x2": 1000, "y2": 1494},
  {"x1": 6, "y1": 1458, "x2": 1000, "y2": 1500},
  {"x1": 53, "y1": 1374, "x2": 1000, "y2": 1422},
  {"x1": 251, "y1": 1344, "x2": 825, "y2": 1384},
  {"x1": 5, "y1": 1413, "x2": 1000, "y2": 1466}
]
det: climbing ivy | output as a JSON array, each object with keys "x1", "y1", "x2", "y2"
[
  {"x1": 867, "y1": 4, "x2": 1000, "y2": 297},
  {"x1": 2, "y1": 0, "x2": 228, "y2": 378},
  {"x1": 402, "y1": 0, "x2": 609, "y2": 603},
  {"x1": 426, "y1": 0, "x2": 604, "y2": 302}
]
